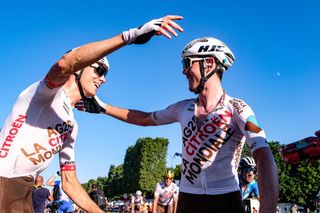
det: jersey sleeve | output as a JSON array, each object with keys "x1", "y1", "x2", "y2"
[
  {"x1": 231, "y1": 98, "x2": 269, "y2": 153},
  {"x1": 24, "y1": 80, "x2": 62, "y2": 105},
  {"x1": 253, "y1": 181, "x2": 259, "y2": 196},
  {"x1": 173, "y1": 183, "x2": 178, "y2": 195},
  {"x1": 46, "y1": 188, "x2": 51, "y2": 199},
  {"x1": 151, "y1": 101, "x2": 187, "y2": 125}
]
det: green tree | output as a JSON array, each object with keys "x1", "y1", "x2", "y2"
[
  {"x1": 82, "y1": 179, "x2": 96, "y2": 192},
  {"x1": 96, "y1": 176, "x2": 108, "y2": 195},
  {"x1": 140, "y1": 137, "x2": 168, "y2": 195},
  {"x1": 123, "y1": 137, "x2": 168, "y2": 197},
  {"x1": 123, "y1": 146, "x2": 138, "y2": 193},
  {"x1": 106, "y1": 164, "x2": 124, "y2": 198}
]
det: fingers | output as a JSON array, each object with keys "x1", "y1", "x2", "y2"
[
  {"x1": 157, "y1": 27, "x2": 172, "y2": 39},
  {"x1": 157, "y1": 15, "x2": 184, "y2": 39},
  {"x1": 163, "y1": 15, "x2": 184, "y2": 32},
  {"x1": 164, "y1": 15, "x2": 183, "y2": 21}
]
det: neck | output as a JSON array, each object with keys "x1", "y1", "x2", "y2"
[
  {"x1": 197, "y1": 77, "x2": 223, "y2": 112},
  {"x1": 63, "y1": 75, "x2": 83, "y2": 106}
]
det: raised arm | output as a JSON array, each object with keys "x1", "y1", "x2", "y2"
[
  {"x1": 46, "y1": 34, "x2": 125, "y2": 87},
  {"x1": 253, "y1": 147, "x2": 279, "y2": 213},
  {"x1": 46, "y1": 173, "x2": 58, "y2": 186},
  {"x1": 46, "y1": 15, "x2": 183, "y2": 88}
]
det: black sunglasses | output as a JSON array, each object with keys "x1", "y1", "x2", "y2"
[{"x1": 91, "y1": 64, "x2": 108, "y2": 77}]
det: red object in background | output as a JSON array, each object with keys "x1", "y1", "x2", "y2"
[{"x1": 280, "y1": 137, "x2": 320, "y2": 164}]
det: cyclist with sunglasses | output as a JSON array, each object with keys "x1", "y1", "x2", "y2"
[
  {"x1": 239, "y1": 157, "x2": 259, "y2": 200},
  {"x1": 78, "y1": 36, "x2": 279, "y2": 213},
  {"x1": 153, "y1": 170, "x2": 178, "y2": 213},
  {"x1": 0, "y1": 15, "x2": 183, "y2": 213}
]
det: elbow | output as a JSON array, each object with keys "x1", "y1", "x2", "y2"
[{"x1": 56, "y1": 57, "x2": 72, "y2": 75}]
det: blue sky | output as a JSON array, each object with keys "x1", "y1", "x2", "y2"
[{"x1": 1, "y1": 0, "x2": 319, "y2": 183}]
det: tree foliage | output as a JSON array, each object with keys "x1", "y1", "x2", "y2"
[
  {"x1": 106, "y1": 164, "x2": 124, "y2": 198},
  {"x1": 123, "y1": 137, "x2": 168, "y2": 197}
]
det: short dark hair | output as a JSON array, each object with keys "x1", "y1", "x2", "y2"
[{"x1": 91, "y1": 184, "x2": 97, "y2": 189}]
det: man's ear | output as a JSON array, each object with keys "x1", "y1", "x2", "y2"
[
  {"x1": 204, "y1": 57, "x2": 215, "y2": 71},
  {"x1": 208, "y1": 57, "x2": 216, "y2": 66}
]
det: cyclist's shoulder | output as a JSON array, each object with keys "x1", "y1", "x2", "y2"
[
  {"x1": 158, "y1": 181, "x2": 166, "y2": 188},
  {"x1": 250, "y1": 179, "x2": 258, "y2": 185},
  {"x1": 172, "y1": 98, "x2": 196, "y2": 107},
  {"x1": 227, "y1": 95, "x2": 250, "y2": 111},
  {"x1": 247, "y1": 180, "x2": 258, "y2": 189}
]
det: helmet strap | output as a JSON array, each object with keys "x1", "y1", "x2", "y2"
[
  {"x1": 194, "y1": 60, "x2": 219, "y2": 94},
  {"x1": 74, "y1": 70, "x2": 86, "y2": 99}
]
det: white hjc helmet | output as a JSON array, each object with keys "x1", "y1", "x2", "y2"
[
  {"x1": 181, "y1": 37, "x2": 235, "y2": 69},
  {"x1": 96, "y1": 56, "x2": 110, "y2": 71}
]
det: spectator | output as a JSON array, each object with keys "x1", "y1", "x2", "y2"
[
  {"x1": 46, "y1": 172, "x2": 74, "y2": 213},
  {"x1": 32, "y1": 175, "x2": 53, "y2": 213},
  {"x1": 88, "y1": 184, "x2": 107, "y2": 210},
  {"x1": 131, "y1": 190, "x2": 144, "y2": 213},
  {"x1": 291, "y1": 204, "x2": 298, "y2": 213},
  {"x1": 238, "y1": 157, "x2": 259, "y2": 200}
]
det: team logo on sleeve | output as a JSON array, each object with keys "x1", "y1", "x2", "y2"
[
  {"x1": 245, "y1": 115, "x2": 262, "y2": 133},
  {"x1": 230, "y1": 99, "x2": 247, "y2": 114}
]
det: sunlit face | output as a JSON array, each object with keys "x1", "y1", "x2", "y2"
[
  {"x1": 182, "y1": 58, "x2": 202, "y2": 92},
  {"x1": 80, "y1": 66, "x2": 106, "y2": 97},
  {"x1": 242, "y1": 170, "x2": 255, "y2": 183},
  {"x1": 164, "y1": 177, "x2": 173, "y2": 186}
]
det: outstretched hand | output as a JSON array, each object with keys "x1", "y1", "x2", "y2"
[
  {"x1": 75, "y1": 96, "x2": 106, "y2": 114},
  {"x1": 122, "y1": 15, "x2": 183, "y2": 44}
]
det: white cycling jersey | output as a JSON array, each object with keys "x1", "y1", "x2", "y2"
[
  {"x1": 151, "y1": 92, "x2": 269, "y2": 195},
  {"x1": 154, "y1": 181, "x2": 178, "y2": 206},
  {"x1": 0, "y1": 80, "x2": 78, "y2": 178}
]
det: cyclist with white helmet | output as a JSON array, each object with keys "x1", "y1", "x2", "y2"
[
  {"x1": 0, "y1": 15, "x2": 183, "y2": 213},
  {"x1": 153, "y1": 170, "x2": 178, "y2": 213},
  {"x1": 131, "y1": 190, "x2": 144, "y2": 213},
  {"x1": 79, "y1": 37, "x2": 279, "y2": 213},
  {"x1": 239, "y1": 157, "x2": 259, "y2": 200}
]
